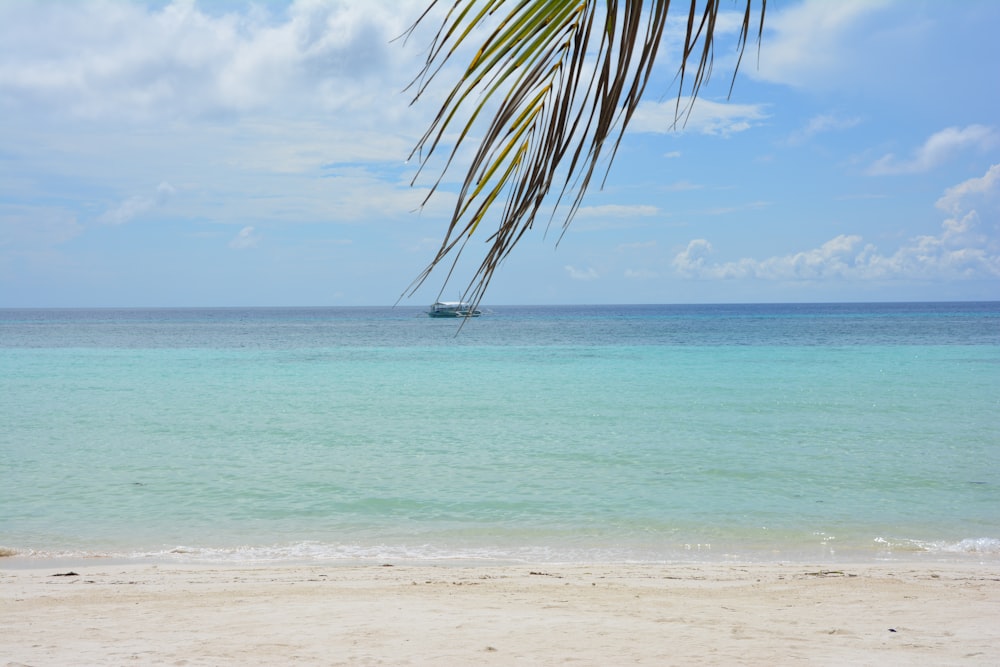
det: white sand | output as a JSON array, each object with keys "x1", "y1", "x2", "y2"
[{"x1": 3, "y1": 560, "x2": 999, "y2": 665}]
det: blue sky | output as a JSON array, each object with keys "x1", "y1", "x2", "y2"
[{"x1": 1, "y1": 0, "x2": 998, "y2": 307}]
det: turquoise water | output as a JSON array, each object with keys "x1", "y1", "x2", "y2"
[{"x1": 2, "y1": 303, "x2": 998, "y2": 563}]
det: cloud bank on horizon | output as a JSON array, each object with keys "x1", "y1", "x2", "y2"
[{"x1": 1, "y1": 0, "x2": 997, "y2": 306}]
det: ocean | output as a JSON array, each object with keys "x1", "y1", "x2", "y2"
[{"x1": 2, "y1": 302, "x2": 998, "y2": 564}]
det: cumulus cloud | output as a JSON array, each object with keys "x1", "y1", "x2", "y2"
[
  {"x1": 100, "y1": 182, "x2": 176, "y2": 225},
  {"x1": 0, "y1": 0, "x2": 428, "y2": 123},
  {"x1": 229, "y1": 225, "x2": 261, "y2": 249},
  {"x1": 674, "y1": 235, "x2": 865, "y2": 280},
  {"x1": 674, "y1": 165, "x2": 1000, "y2": 281},
  {"x1": 868, "y1": 125, "x2": 998, "y2": 175},
  {"x1": 936, "y1": 163, "x2": 1000, "y2": 215}
]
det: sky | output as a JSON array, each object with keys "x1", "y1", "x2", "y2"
[{"x1": 1, "y1": 0, "x2": 998, "y2": 307}]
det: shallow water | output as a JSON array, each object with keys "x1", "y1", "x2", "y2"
[{"x1": 2, "y1": 302, "x2": 998, "y2": 563}]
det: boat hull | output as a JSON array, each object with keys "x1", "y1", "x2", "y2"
[
  {"x1": 428, "y1": 302, "x2": 482, "y2": 318},
  {"x1": 428, "y1": 309, "x2": 481, "y2": 318}
]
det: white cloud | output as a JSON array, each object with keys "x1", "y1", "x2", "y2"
[
  {"x1": 752, "y1": 0, "x2": 894, "y2": 89},
  {"x1": 100, "y1": 182, "x2": 176, "y2": 225},
  {"x1": 672, "y1": 238, "x2": 715, "y2": 276},
  {"x1": 225, "y1": 119, "x2": 415, "y2": 173},
  {"x1": 868, "y1": 125, "x2": 998, "y2": 175},
  {"x1": 788, "y1": 112, "x2": 862, "y2": 145},
  {"x1": 630, "y1": 97, "x2": 769, "y2": 137},
  {"x1": 674, "y1": 165, "x2": 1000, "y2": 281},
  {"x1": 0, "y1": 0, "x2": 429, "y2": 124},
  {"x1": 565, "y1": 265, "x2": 600, "y2": 281},
  {"x1": 229, "y1": 225, "x2": 261, "y2": 249},
  {"x1": 936, "y1": 164, "x2": 1000, "y2": 215},
  {"x1": 0, "y1": 0, "x2": 450, "y2": 242}
]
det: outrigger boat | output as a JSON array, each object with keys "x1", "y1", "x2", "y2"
[{"x1": 427, "y1": 301, "x2": 482, "y2": 318}]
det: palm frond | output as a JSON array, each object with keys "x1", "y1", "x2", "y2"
[{"x1": 405, "y1": 0, "x2": 765, "y2": 307}]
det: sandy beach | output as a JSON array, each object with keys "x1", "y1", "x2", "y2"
[{"x1": 2, "y1": 560, "x2": 998, "y2": 666}]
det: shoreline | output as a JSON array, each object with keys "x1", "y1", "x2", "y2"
[
  {"x1": 3, "y1": 537, "x2": 999, "y2": 570},
  {"x1": 4, "y1": 532, "x2": 998, "y2": 569},
  {"x1": 4, "y1": 560, "x2": 998, "y2": 665},
  {"x1": 4, "y1": 552, "x2": 1000, "y2": 568}
]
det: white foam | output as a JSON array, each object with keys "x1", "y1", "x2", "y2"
[{"x1": 874, "y1": 536, "x2": 1000, "y2": 555}]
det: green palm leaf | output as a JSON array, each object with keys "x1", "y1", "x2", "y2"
[{"x1": 406, "y1": 0, "x2": 765, "y2": 307}]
